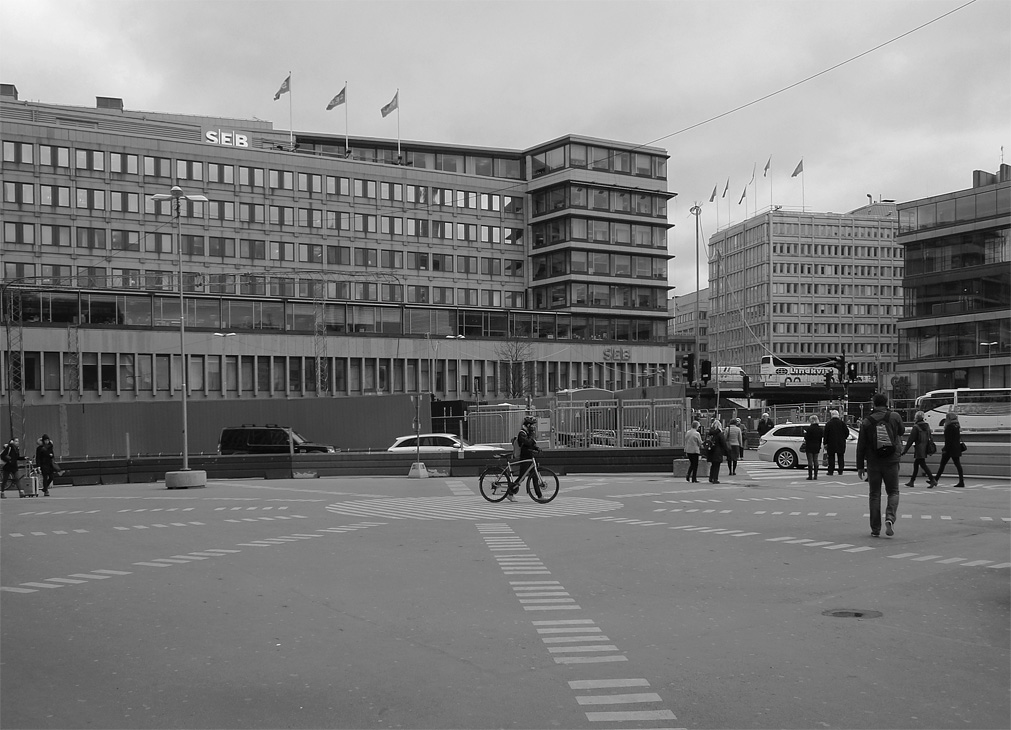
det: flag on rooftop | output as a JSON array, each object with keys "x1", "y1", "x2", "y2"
[
  {"x1": 792, "y1": 159, "x2": 804, "y2": 177},
  {"x1": 722, "y1": 178, "x2": 729, "y2": 198},
  {"x1": 274, "y1": 74, "x2": 291, "y2": 101},
  {"x1": 764, "y1": 156, "x2": 771, "y2": 177},
  {"x1": 326, "y1": 86, "x2": 346, "y2": 110},
  {"x1": 709, "y1": 185, "x2": 718, "y2": 203},
  {"x1": 738, "y1": 186, "x2": 747, "y2": 204},
  {"x1": 381, "y1": 90, "x2": 399, "y2": 118}
]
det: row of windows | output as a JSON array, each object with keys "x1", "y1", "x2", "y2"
[
  {"x1": 771, "y1": 322, "x2": 897, "y2": 335},
  {"x1": 10, "y1": 349, "x2": 667, "y2": 400},
  {"x1": 898, "y1": 186, "x2": 1011, "y2": 233},
  {"x1": 770, "y1": 282, "x2": 904, "y2": 296},
  {"x1": 532, "y1": 183, "x2": 668, "y2": 219},
  {"x1": 300, "y1": 142, "x2": 524, "y2": 180},
  {"x1": 771, "y1": 262, "x2": 903, "y2": 278},
  {"x1": 531, "y1": 217, "x2": 667, "y2": 250},
  {"x1": 771, "y1": 302, "x2": 898, "y2": 316},
  {"x1": 902, "y1": 275, "x2": 1009, "y2": 318},
  {"x1": 903, "y1": 228, "x2": 1009, "y2": 276},
  {"x1": 770, "y1": 221, "x2": 895, "y2": 240},
  {"x1": 532, "y1": 250, "x2": 667, "y2": 281},
  {"x1": 2, "y1": 219, "x2": 525, "y2": 249},
  {"x1": 2, "y1": 143, "x2": 525, "y2": 211},
  {"x1": 770, "y1": 242, "x2": 901, "y2": 258},
  {"x1": 531, "y1": 143, "x2": 667, "y2": 180},
  {"x1": 771, "y1": 341, "x2": 895, "y2": 356},
  {"x1": 531, "y1": 283, "x2": 666, "y2": 313},
  {"x1": 900, "y1": 319, "x2": 1011, "y2": 360}
]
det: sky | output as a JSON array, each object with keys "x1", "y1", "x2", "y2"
[{"x1": 2, "y1": 0, "x2": 1008, "y2": 298}]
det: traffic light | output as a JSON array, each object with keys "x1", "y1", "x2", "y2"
[
  {"x1": 824, "y1": 372, "x2": 833, "y2": 389},
  {"x1": 847, "y1": 362, "x2": 858, "y2": 382},
  {"x1": 833, "y1": 354, "x2": 846, "y2": 381},
  {"x1": 700, "y1": 359, "x2": 712, "y2": 383},
  {"x1": 680, "y1": 353, "x2": 695, "y2": 383},
  {"x1": 742, "y1": 374, "x2": 751, "y2": 395}
]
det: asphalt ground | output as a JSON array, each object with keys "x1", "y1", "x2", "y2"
[{"x1": 2, "y1": 455, "x2": 1009, "y2": 729}]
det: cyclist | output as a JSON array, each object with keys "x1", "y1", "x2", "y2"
[{"x1": 507, "y1": 416, "x2": 540, "y2": 502}]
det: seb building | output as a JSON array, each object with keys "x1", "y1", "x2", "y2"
[{"x1": 1, "y1": 85, "x2": 675, "y2": 440}]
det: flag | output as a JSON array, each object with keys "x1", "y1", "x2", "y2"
[
  {"x1": 722, "y1": 178, "x2": 729, "y2": 198},
  {"x1": 326, "y1": 86, "x2": 346, "y2": 110},
  {"x1": 709, "y1": 185, "x2": 718, "y2": 203},
  {"x1": 738, "y1": 187, "x2": 747, "y2": 204},
  {"x1": 381, "y1": 90, "x2": 399, "y2": 118},
  {"x1": 274, "y1": 74, "x2": 291, "y2": 101},
  {"x1": 749, "y1": 162, "x2": 756, "y2": 184},
  {"x1": 764, "y1": 156, "x2": 771, "y2": 177},
  {"x1": 792, "y1": 159, "x2": 804, "y2": 177}
]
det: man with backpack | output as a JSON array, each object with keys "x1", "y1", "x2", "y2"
[
  {"x1": 856, "y1": 394, "x2": 905, "y2": 537},
  {"x1": 507, "y1": 416, "x2": 540, "y2": 502},
  {"x1": 1, "y1": 437, "x2": 22, "y2": 498}
]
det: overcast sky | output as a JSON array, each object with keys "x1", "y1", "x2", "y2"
[{"x1": 2, "y1": 0, "x2": 1008, "y2": 297}]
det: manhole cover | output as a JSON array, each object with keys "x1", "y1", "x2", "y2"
[{"x1": 822, "y1": 609, "x2": 883, "y2": 619}]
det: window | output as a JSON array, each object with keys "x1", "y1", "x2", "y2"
[
  {"x1": 76, "y1": 227, "x2": 106, "y2": 249},
  {"x1": 240, "y1": 239, "x2": 266, "y2": 260},
  {"x1": 207, "y1": 162, "x2": 234, "y2": 183},
  {"x1": 381, "y1": 250, "x2": 403, "y2": 268},
  {"x1": 407, "y1": 285, "x2": 430, "y2": 303},
  {"x1": 354, "y1": 248, "x2": 378, "y2": 267},
  {"x1": 41, "y1": 225, "x2": 71, "y2": 247},
  {"x1": 111, "y1": 230, "x2": 140, "y2": 251},
  {"x1": 110, "y1": 191, "x2": 139, "y2": 212},
  {"x1": 3, "y1": 141, "x2": 33, "y2": 164},
  {"x1": 40, "y1": 185, "x2": 70, "y2": 207},
  {"x1": 4, "y1": 182, "x2": 34, "y2": 204},
  {"x1": 381, "y1": 215, "x2": 403, "y2": 236},
  {"x1": 269, "y1": 169, "x2": 293, "y2": 190},
  {"x1": 457, "y1": 288, "x2": 478, "y2": 306},
  {"x1": 239, "y1": 166, "x2": 264, "y2": 187},
  {"x1": 299, "y1": 243, "x2": 323, "y2": 263},
  {"x1": 354, "y1": 179, "x2": 377, "y2": 199},
  {"x1": 144, "y1": 156, "x2": 170, "y2": 177},
  {"x1": 326, "y1": 176, "x2": 351, "y2": 196},
  {"x1": 209, "y1": 237, "x2": 235, "y2": 258},
  {"x1": 76, "y1": 149, "x2": 104, "y2": 171},
  {"x1": 381, "y1": 182, "x2": 403, "y2": 201},
  {"x1": 39, "y1": 145, "x2": 70, "y2": 168},
  {"x1": 381, "y1": 283, "x2": 403, "y2": 302},
  {"x1": 4, "y1": 222, "x2": 35, "y2": 245},
  {"x1": 176, "y1": 160, "x2": 203, "y2": 180},
  {"x1": 76, "y1": 188, "x2": 105, "y2": 210},
  {"x1": 269, "y1": 241, "x2": 294, "y2": 262},
  {"x1": 354, "y1": 213, "x2": 377, "y2": 233},
  {"x1": 241, "y1": 203, "x2": 266, "y2": 224},
  {"x1": 209, "y1": 200, "x2": 235, "y2": 221}
]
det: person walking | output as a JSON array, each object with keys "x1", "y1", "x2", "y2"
[
  {"x1": 823, "y1": 410, "x2": 849, "y2": 475},
  {"x1": 507, "y1": 416, "x2": 540, "y2": 502},
  {"x1": 857, "y1": 393, "x2": 905, "y2": 537},
  {"x1": 757, "y1": 412, "x2": 774, "y2": 437},
  {"x1": 684, "y1": 421, "x2": 703, "y2": 483},
  {"x1": 901, "y1": 411, "x2": 937, "y2": 488},
  {"x1": 725, "y1": 418, "x2": 743, "y2": 475},
  {"x1": 706, "y1": 421, "x2": 729, "y2": 484},
  {"x1": 934, "y1": 412, "x2": 965, "y2": 488},
  {"x1": 35, "y1": 434, "x2": 57, "y2": 497},
  {"x1": 1, "y1": 437, "x2": 22, "y2": 498},
  {"x1": 802, "y1": 415, "x2": 824, "y2": 480}
]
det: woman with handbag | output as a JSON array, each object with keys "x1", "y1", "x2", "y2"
[
  {"x1": 934, "y1": 412, "x2": 965, "y2": 488},
  {"x1": 901, "y1": 411, "x2": 937, "y2": 488},
  {"x1": 802, "y1": 415, "x2": 824, "y2": 480}
]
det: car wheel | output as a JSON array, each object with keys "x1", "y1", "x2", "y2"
[{"x1": 774, "y1": 448, "x2": 798, "y2": 469}]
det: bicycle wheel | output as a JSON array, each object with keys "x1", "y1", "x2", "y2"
[
  {"x1": 526, "y1": 467, "x2": 559, "y2": 503},
  {"x1": 479, "y1": 467, "x2": 511, "y2": 503}
]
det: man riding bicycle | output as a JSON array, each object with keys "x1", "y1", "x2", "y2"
[{"x1": 508, "y1": 416, "x2": 540, "y2": 502}]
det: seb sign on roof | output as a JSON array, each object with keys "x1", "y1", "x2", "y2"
[{"x1": 203, "y1": 128, "x2": 251, "y2": 148}]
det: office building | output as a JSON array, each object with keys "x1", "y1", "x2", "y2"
[
  {"x1": 705, "y1": 203, "x2": 902, "y2": 390},
  {"x1": 896, "y1": 165, "x2": 1010, "y2": 391},
  {"x1": 1, "y1": 85, "x2": 676, "y2": 420}
]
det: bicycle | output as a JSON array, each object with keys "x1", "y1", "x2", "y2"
[{"x1": 479, "y1": 454, "x2": 559, "y2": 504}]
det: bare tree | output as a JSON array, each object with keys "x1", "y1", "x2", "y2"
[{"x1": 494, "y1": 338, "x2": 534, "y2": 399}]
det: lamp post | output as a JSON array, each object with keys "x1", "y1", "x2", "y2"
[
  {"x1": 981, "y1": 340, "x2": 998, "y2": 388},
  {"x1": 149, "y1": 186, "x2": 208, "y2": 489}
]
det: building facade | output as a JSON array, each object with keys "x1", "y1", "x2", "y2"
[
  {"x1": 1, "y1": 86, "x2": 677, "y2": 423},
  {"x1": 896, "y1": 165, "x2": 1010, "y2": 392},
  {"x1": 705, "y1": 204, "x2": 903, "y2": 390}
]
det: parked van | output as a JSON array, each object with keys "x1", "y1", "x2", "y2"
[{"x1": 217, "y1": 425, "x2": 337, "y2": 455}]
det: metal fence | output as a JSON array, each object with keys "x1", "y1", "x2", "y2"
[{"x1": 467, "y1": 398, "x2": 689, "y2": 450}]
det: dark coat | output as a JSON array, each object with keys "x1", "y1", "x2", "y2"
[
  {"x1": 1, "y1": 442, "x2": 20, "y2": 474},
  {"x1": 856, "y1": 407, "x2": 905, "y2": 469},
  {"x1": 902, "y1": 421, "x2": 932, "y2": 459},
  {"x1": 516, "y1": 428, "x2": 539, "y2": 460},
  {"x1": 802, "y1": 423, "x2": 824, "y2": 454},
  {"x1": 942, "y1": 420, "x2": 962, "y2": 455},
  {"x1": 823, "y1": 418, "x2": 849, "y2": 452},
  {"x1": 706, "y1": 428, "x2": 729, "y2": 463},
  {"x1": 36, "y1": 441, "x2": 56, "y2": 473}
]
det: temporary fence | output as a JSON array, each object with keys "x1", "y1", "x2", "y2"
[{"x1": 467, "y1": 398, "x2": 690, "y2": 450}]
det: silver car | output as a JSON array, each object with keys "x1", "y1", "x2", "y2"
[{"x1": 756, "y1": 423, "x2": 859, "y2": 469}]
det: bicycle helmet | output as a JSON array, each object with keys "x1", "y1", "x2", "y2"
[{"x1": 523, "y1": 415, "x2": 537, "y2": 426}]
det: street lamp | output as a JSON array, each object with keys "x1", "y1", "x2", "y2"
[
  {"x1": 981, "y1": 341, "x2": 998, "y2": 388},
  {"x1": 149, "y1": 186, "x2": 208, "y2": 489}
]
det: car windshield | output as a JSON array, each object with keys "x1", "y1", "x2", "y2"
[{"x1": 291, "y1": 431, "x2": 309, "y2": 444}]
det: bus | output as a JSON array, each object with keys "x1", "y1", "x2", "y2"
[
  {"x1": 715, "y1": 366, "x2": 747, "y2": 390},
  {"x1": 759, "y1": 355, "x2": 834, "y2": 387},
  {"x1": 915, "y1": 387, "x2": 1011, "y2": 431}
]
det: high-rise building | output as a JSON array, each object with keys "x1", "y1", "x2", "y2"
[
  {"x1": 895, "y1": 165, "x2": 1010, "y2": 392},
  {"x1": 1, "y1": 85, "x2": 676, "y2": 419},
  {"x1": 705, "y1": 204, "x2": 902, "y2": 392}
]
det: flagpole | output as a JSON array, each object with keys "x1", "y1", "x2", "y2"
[
  {"x1": 396, "y1": 88, "x2": 401, "y2": 162},
  {"x1": 344, "y1": 81, "x2": 349, "y2": 154},
  {"x1": 288, "y1": 70, "x2": 294, "y2": 150}
]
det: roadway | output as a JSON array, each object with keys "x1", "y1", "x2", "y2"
[{"x1": 2, "y1": 455, "x2": 1008, "y2": 729}]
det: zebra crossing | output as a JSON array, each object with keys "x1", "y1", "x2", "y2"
[{"x1": 478, "y1": 523, "x2": 679, "y2": 725}]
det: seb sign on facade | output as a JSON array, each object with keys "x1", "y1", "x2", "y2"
[{"x1": 203, "y1": 128, "x2": 251, "y2": 148}]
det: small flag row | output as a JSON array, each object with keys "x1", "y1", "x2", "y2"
[{"x1": 273, "y1": 75, "x2": 398, "y2": 117}]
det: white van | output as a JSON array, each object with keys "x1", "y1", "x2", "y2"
[{"x1": 715, "y1": 366, "x2": 746, "y2": 390}]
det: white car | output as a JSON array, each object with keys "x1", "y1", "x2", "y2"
[
  {"x1": 756, "y1": 423, "x2": 860, "y2": 469},
  {"x1": 387, "y1": 433, "x2": 504, "y2": 454}
]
